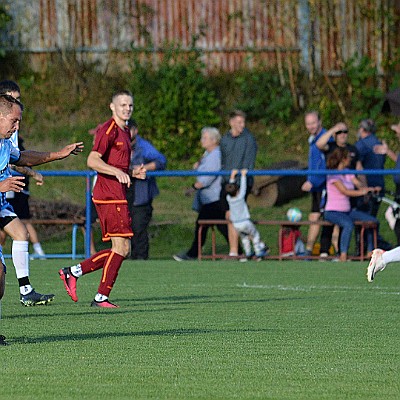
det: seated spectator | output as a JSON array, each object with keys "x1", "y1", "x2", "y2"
[
  {"x1": 225, "y1": 169, "x2": 268, "y2": 260},
  {"x1": 280, "y1": 227, "x2": 306, "y2": 257},
  {"x1": 316, "y1": 121, "x2": 365, "y2": 257},
  {"x1": 173, "y1": 127, "x2": 229, "y2": 261},
  {"x1": 324, "y1": 148, "x2": 379, "y2": 262}
]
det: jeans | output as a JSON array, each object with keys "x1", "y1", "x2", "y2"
[{"x1": 324, "y1": 210, "x2": 378, "y2": 254}]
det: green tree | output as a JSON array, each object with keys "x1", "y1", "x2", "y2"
[
  {"x1": 0, "y1": 5, "x2": 11, "y2": 58},
  {"x1": 128, "y1": 48, "x2": 220, "y2": 166}
]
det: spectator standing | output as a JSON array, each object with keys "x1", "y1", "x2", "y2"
[
  {"x1": 355, "y1": 119, "x2": 392, "y2": 251},
  {"x1": 126, "y1": 119, "x2": 167, "y2": 260},
  {"x1": 373, "y1": 122, "x2": 400, "y2": 244},
  {"x1": 225, "y1": 169, "x2": 268, "y2": 260},
  {"x1": 324, "y1": 148, "x2": 379, "y2": 262},
  {"x1": 355, "y1": 119, "x2": 385, "y2": 214},
  {"x1": 59, "y1": 90, "x2": 146, "y2": 308},
  {"x1": 173, "y1": 127, "x2": 229, "y2": 261},
  {"x1": 220, "y1": 110, "x2": 257, "y2": 256},
  {"x1": 301, "y1": 111, "x2": 332, "y2": 256}
]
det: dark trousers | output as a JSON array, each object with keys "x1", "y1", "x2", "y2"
[
  {"x1": 130, "y1": 203, "x2": 153, "y2": 260},
  {"x1": 355, "y1": 193, "x2": 392, "y2": 253},
  {"x1": 320, "y1": 224, "x2": 342, "y2": 254},
  {"x1": 187, "y1": 201, "x2": 229, "y2": 258},
  {"x1": 319, "y1": 225, "x2": 334, "y2": 254}
]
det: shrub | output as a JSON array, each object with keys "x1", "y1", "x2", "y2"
[
  {"x1": 342, "y1": 55, "x2": 384, "y2": 121},
  {"x1": 128, "y1": 48, "x2": 220, "y2": 166},
  {"x1": 234, "y1": 69, "x2": 296, "y2": 124}
]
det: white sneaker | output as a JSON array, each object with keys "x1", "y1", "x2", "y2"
[
  {"x1": 367, "y1": 249, "x2": 386, "y2": 282},
  {"x1": 319, "y1": 252, "x2": 328, "y2": 262}
]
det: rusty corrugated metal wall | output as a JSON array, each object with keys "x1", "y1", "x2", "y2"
[{"x1": 5, "y1": 0, "x2": 400, "y2": 74}]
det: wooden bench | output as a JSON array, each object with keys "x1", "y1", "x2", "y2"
[{"x1": 197, "y1": 219, "x2": 378, "y2": 261}]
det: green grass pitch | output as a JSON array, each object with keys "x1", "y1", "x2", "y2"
[{"x1": 1, "y1": 259, "x2": 399, "y2": 399}]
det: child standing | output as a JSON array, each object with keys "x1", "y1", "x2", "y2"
[{"x1": 225, "y1": 169, "x2": 268, "y2": 259}]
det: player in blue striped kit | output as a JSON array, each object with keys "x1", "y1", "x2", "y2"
[{"x1": 0, "y1": 93, "x2": 83, "y2": 307}]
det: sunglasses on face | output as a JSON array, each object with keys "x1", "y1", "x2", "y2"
[{"x1": 335, "y1": 130, "x2": 348, "y2": 135}]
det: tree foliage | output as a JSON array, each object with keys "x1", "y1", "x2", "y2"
[
  {"x1": 0, "y1": 5, "x2": 11, "y2": 58},
  {"x1": 127, "y1": 48, "x2": 220, "y2": 165}
]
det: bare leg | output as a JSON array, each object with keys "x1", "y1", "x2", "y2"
[
  {"x1": 332, "y1": 225, "x2": 340, "y2": 253},
  {"x1": 306, "y1": 212, "x2": 321, "y2": 252},
  {"x1": 0, "y1": 230, "x2": 7, "y2": 247},
  {"x1": 226, "y1": 211, "x2": 239, "y2": 255},
  {"x1": 24, "y1": 222, "x2": 39, "y2": 244}
]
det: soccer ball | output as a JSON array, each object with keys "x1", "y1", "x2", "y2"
[{"x1": 286, "y1": 207, "x2": 302, "y2": 222}]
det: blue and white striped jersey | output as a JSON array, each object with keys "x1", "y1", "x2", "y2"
[{"x1": 0, "y1": 138, "x2": 21, "y2": 210}]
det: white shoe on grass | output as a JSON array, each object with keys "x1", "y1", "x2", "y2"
[{"x1": 367, "y1": 249, "x2": 386, "y2": 282}]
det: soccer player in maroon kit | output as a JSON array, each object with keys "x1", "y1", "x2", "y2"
[{"x1": 59, "y1": 90, "x2": 146, "y2": 308}]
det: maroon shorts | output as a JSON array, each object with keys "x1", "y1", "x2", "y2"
[{"x1": 94, "y1": 200, "x2": 133, "y2": 242}]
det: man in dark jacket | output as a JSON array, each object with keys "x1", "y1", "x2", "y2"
[
  {"x1": 220, "y1": 110, "x2": 257, "y2": 256},
  {"x1": 126, "y1": 120, "x2": 167, "y2": 259}
]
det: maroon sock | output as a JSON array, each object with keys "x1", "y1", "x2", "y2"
[
  {"x1": 80, "y1": 249, "x2": 111, "y2": 275},
  {"x1": 97, "y1": 252, "x2": 125, "y2": 297}
]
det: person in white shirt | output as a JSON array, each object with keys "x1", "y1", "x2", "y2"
[{"x1": 225, "y1": 169, "x2": 268, "y2": 259}]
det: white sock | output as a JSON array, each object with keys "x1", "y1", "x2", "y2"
[
  {"x1": 95, "y1": 293, "x2": 108, "y2": 302},
  {"x1": 382, "y1": 247, "x2": 400, "y2": 265},
  {"x1": 12, "y1": 240, "x2": 30, "y2": 279},
  {"x1": 33, "y1": 242, "x2": 45, "y2": 256},
  {"x1": 70, "y1": 264, "x2": 82, "y2": 277},
  {"x1": 20, "y1": 285, "x2": 33, "y2": 295}
]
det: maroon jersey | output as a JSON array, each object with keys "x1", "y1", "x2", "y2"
[{"x1": 92, "y1": 118, "x2": 131, "y2": 202}]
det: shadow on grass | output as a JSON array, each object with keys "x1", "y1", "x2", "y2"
[
  {"x1": 11, "y1": 327, "x2": 277, "y2": 345},
  {"x1": 5, "y1": 294, "x2": 320, "y2": 320},
  {"x1": 117, "y1": 294, "x2": 320, "y2": 307},
  {"x1": 5, "y1": 306, "x2": 189, "y2": 320}
]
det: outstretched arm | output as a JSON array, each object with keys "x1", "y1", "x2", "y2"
[
  {"x1": 10, "y1": 165, "x2": 44, "y2": 185},
  {"x1": 15, "y1": 142, "x2": 84, "y2": 167},
  {"x1": 333, "y1": 180, "x2": 376, "y2": 197}
]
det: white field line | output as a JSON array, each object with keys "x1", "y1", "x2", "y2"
[{"x1": 238, "y1": 283, "x2": 400, "y2": 295}]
